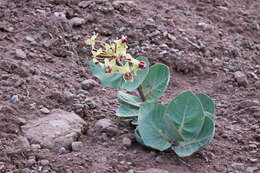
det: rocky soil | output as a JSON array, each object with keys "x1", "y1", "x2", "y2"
[{"x1": 0, "y1": 0, "x2": 259, "y2": 172}]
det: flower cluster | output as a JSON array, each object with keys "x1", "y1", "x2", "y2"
[{"x1": 85, "y1": 34, "x2": 146, "y2": 81}]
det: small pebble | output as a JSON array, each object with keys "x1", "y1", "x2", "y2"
[
  {"x1": 122, "y1": 137, "x2": 132, "y2": 147},
  {"x1": 40, "y1": 107, "x2": 50, "y2": 114},
  {"x1": 81, "y1": 79, "x2": 98, "y2": 90},
  {"x1": 255, "y1": 81, "x2": 260, "y2": 89},
  {"x1": 40, "y1": 159, "x2": 49, "y2": 166},
  {"x1": 85, "y1": 98, "x2": 96, "y2": 109},
  {"x1": 184, "y1": 11, "x2": 191, "y2": 16},
  {"x1": 59, "y1": 147, "x2": 66, "y2": 154},
  {"x1": 26, "y1": 159, "x2": 36, "y2": 167},
  {"x1": 65, "y1": 91, "x2": 74, "y2": 101},
  {"x1": 17, "y1": 136, "x2": 30, "y2": 148},
  {"x1": 234, "y1": 71, "x2": 248, "y2": 87},
  {"x1": 231, "y1": 162, "x2": 245, "y2": 171},
  {"x1": 155, "y1": 156, "x2": 163, "y2": 163},
  {"x1": 71, "y1": 141, "x2": 83, "y2": 152},
  {"x1": 11, "y1": 95, "x2": 19, "y2": 104},
  {"x1": 16, "y1": 49, "x2": 27, "y2": 59},
  {"x1": 31, "y1": 144, "x2": 41, "y2": 150},
  {"x1": 70, "y1": 17, "x2": 85, "y2": 27}
]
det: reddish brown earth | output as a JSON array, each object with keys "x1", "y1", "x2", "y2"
[{"x1": 0, "y1": 0, "x2": 260, "y2": 172}]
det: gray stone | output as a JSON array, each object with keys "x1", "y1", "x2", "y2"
[
  {"x1": 95, "y1": 118, "x2": 118, "y2": 136},
  {"x1": 155, "y1": 156, "x2": 163, "y2": 163},
  {"x1": 71, "y1": 141, "x2": 83, "y2": 152},
  {"x1": 147, "y1": 30, "x2": 160, "y2": 38},
  {"x1": 70, "y1": 17, "x2": 85, "y2": 27},
  {"x1": 112, "y1": 1, "x2": 136, "y2": 9},
  {"x1": 128, "y1": 169, "x2": 134, "y2": 173},
  {"x1": 26, "y1": 159, "x2": 36, "y2": 167},
  {"x1": 11, "y1": 95, "x2": 19, "y2": 104},
  {"x1": 85, "y1": 98, "x2": 96, "y2": 109},
  {"x1": 16, "y1": 49, "x2": 27, "y2": 59},
  {"x1": 17, "y1": 136, "x2": 30, "y2": 148},
  {"x1": 40, "y1": 107, "x2": 50, "y2": 114},
  {"x1": 246, "y1": 166, "x2": 258, "y2": 173},
  {"x1": 31, "y1": 144, "x2": 41, "y2": 150},
  {"x1": 0, "y1": 162, "x2": 5, "y2": 171},
  {"x1": 59, "y1": 147, "x2": 66, "y2": 154},
  {"x1": 231, "y1": 162, "x2": 245, "y2": 171},
  {"x1": 122, "y1": 137, "x2": 132, "y2": 147},
  {"x1": 40, "y1": 159, "x2": 49, "y2": 166},
  {"x1": 184, "y1": 11, "x2": 191, "y2": 16},
  {"x1": 17, "y1": 117, "x2": 27, "y2": 125},
  {"x1": 21, "y1": 109, "x2": 87, "y2": 148},
  {"x1": 249, "y1": 158, "x2": 258, "y2": 163},
  {"x1": 234, "y1": 71, "x2": 248, "y2": 87},
  {"x1": 95, "y1": 118, "x2": 114, "y2": 129},
  {"x1": 65, "y1": 91, "x2": 74, "y2": 101},
  {"x1": 78, "y1": 1, "x2": 91, "y2": 8},
  {"x1": 168, "y1": 34, "x2": 176, "y2": 41},
  {"x1": 54, "y1": 12, "x2": 66, "y2": 19},
  {"x1": 255, "y1": 81, "x2": 260, "y2": 89},
  {"x1": 25, "y1": 36, "x2": 36, "y2": 43},
  {"x1": 137, "y1": 168, "x2": 169, "y2": 173},
  {"x1": 253, "y1": 109, "x2": 260, "y2": 119},
  {"x1": 81, "y1": 79, "x2": 98, "y2": 90}
]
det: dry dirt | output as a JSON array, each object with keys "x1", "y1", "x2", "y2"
[{"x1": 0, "y1": 0, "x2": 260, "y2": 172}]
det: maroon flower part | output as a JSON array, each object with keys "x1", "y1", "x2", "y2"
[
  {"x1": 121, "y1": 36, "x2": 128, "y2": 43},
  {"x1": 104, "y1": 66, "x2": 112, "y2": 73},
  {"x1": 85, "y1": 35, "x2": 91, "y2": 41},
  {"x1": 139, "y1": 61, "x2": 146, "y2": 69},
  {"x1": 119, "y1": 55, "x2": 126, "y2": 62},
  {"x1": 124, "y1": 72, "x2": 133, "y2": 81}
]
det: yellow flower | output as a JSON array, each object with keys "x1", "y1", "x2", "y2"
[
  {"x1": 86, "y1": 34, "x2": 146, "y2": 82},
  {"x1": 85, "y1": 33, "x2": 98, "y2": 49}
]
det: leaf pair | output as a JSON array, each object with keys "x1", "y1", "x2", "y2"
[
  {"x1": 116, "y1": 63, "x2": 170, "y2": 118},
  {"x1": 136, "y1": 91, "x2": 215, "y2": 157}
]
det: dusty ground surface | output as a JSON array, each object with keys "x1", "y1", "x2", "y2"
[{"x1": 0, "y1": 0, "x2": 260, "y2": 172}]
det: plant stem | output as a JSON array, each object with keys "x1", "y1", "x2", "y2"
[{"x1": 137, "y1": 85, "x2": 146, "y2": 102}]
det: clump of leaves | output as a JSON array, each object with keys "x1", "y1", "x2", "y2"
[{"x1": 85, "y1": 34, "x2": 215, "y2": 157}]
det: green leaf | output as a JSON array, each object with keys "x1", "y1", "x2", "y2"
[
  {"x1": 116, "y1": 103, "x2": 139, "y2": 118},
  {"x1": 195, "y1": 93, "x2": 215, "y2": 120},
  {"x1": 138, "y1": 103, "x2": 179, "y2": 151},
  {"x1": 117, "y1": 91, "x2": 142, "y2": 107},
  {"x1": 166, "y1": 91, "x2": 205, "y2": 141},
  {"x1": 90, "y1": 60, "x2": 123, "y2": 89},
  {"x1": 134, "y1": 127, "x2": 144, "y2": 145},
  {"x1": 131, "y1": 119, "x2": 138, "y2": 125},
  {"x1": 142, "y1": 64, "x2": 170, "y2": 102},
  {"x1": 172, "y1": 116, "x2": 215, "y2": 157},
  {"x1": 121, "y1": 57, "x2": 149, "y2": 91}
]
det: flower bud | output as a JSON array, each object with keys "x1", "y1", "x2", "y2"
[
  {"x1": 104, "y1": 66, "x2": 112, "y2": 73},
  {"x1": 85, "y1": 35, "x2": 91, "y2": 41},
  {"x1": 139, "y1": 61, "x2": 146, "y2": 69},
  {"x1": 124, "y1": 72, "x2": 133, "y2": 81},
  {"x1": 121, "y1": 36, "x2": 128, "y2": 43}
]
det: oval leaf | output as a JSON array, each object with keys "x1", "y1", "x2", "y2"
[
  {"x1": 116, "y1": 103, "x2": 139, "y2": 118},
  {"x1": 135, "y1": 127, "x2": 144, "y2": 145},
  {"x1": 121, "y1": 57, "x2": 149, "y2": 91},
  {"x1": 195, "y1": 93, "x2": 215, "y2": 120},
  {"x1": 142, "y1": 64, "x2": 170, "y2": 102},
  {"x1": 90, "y1": 60, "x2": 123, "y2": 89},
  {"x1": 138, "y1": 103, "x2": 179, "y2": 151},
  {"x1": 172, "y1": 116, "x2": 215, "y2": 157},
  {"x1": 117, "y1": 91, "x2": 142, "y2": 107},
  {"x1": 166, "y1": 91, "x2": 205, "y2": 141}
]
